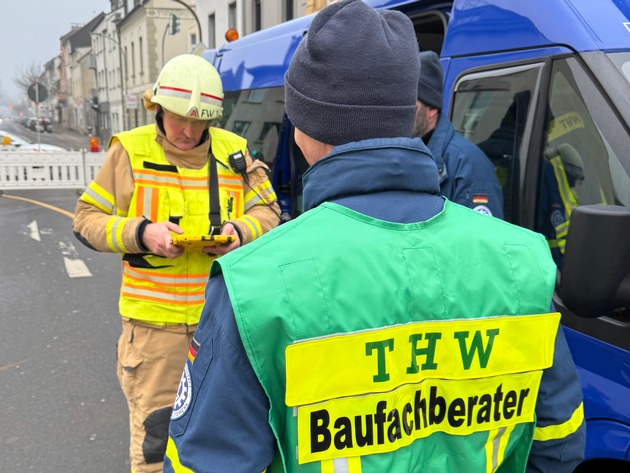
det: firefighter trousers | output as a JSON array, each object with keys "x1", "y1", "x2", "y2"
[{"x1": 117, "y1": 317, "x2": 196, "y2": 473}]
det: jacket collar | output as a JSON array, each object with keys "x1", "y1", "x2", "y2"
[
  {"x1": 426, "y1": 114, "x2": 455, "y2": 183},
  {"x1": 303, "y1": 137, "x2": 439, "y2": 211}
]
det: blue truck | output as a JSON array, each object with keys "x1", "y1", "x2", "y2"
[{"x1": 204, "y1": 0, "x2": 630, "y2": 469}]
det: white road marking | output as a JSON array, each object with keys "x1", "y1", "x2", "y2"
[
  {"x1": 59, "y1": 240, "x2": 80, "y2": 258},
  {"x1": 59, "y1": 240, "x2": 92, "y2": 278},
  {"x1": 63, "y1": 257, "x2": 93, "y2": 278},
  {"x1": 28, "y1": 220, "x2": 41, "y2": 242}
]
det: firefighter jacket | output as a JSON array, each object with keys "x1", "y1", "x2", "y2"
[
  {"x1": 164, "y1": 137, "x2": 584, "y2": 473},
  {"x1": 73, "y1": 124, "x2": 280, "y2": 324}
]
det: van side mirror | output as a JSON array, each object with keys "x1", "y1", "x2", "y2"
[{"x1": 559, "y1": 205, "x2": 630, "y2": 318}]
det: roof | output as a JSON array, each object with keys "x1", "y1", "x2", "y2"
[{"x1": 59, "y1": 12, "x2": 106, "y2": 52}]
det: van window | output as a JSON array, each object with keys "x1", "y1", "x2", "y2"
[
  {"x1": 451, "y1": 56, "x2": 630, "y2": 271},
  {"x1": 450, "y1": 64, "x2": 543, "y2": 222},
  {"x1": 410, "y1": 10, "x2": 448, "y2": 55},
  {"x1": 539, "y1": 56, "x2": 630, "y2": 267},
  {"x1": 219, "y1": 87, "x2": 286, "y2": 165}
]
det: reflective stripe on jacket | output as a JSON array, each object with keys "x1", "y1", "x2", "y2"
[
  {"x1": 117, "y1": 125, "x2": 247, "y2": 324},
  {"x1": 547, "y1": 154, "x2": 607, "y2": 254}
]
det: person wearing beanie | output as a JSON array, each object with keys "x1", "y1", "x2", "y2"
[
  {"x1": 73, "y1": 54, "x2": 280, "y2": 473},
  {"x1": 165, "y1": 1, "x2": 584, "y2": 472},
  {"x1": 414, "y1": 50, "x2": 505, "y2": 218}
]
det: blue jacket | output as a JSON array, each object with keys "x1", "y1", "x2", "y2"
[
  {"x1": 427, "y1": 113, "x2": 504, "y2": 218},
  {"x1": 165, "y1": 137, "x2": 584, "y2": 473}
]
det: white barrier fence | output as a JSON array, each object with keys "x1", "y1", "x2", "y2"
[{"x1": 0, "y1": 150, "x2": 106, "y2": 190}]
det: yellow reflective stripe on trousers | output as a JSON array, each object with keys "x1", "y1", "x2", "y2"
[
  {"x1": 534, "y1": 402, "x2": 584, "y2": 441},
  {"x1": 321, "y1": 456, "x2": 362, "y2": 473},
  {"x1": 165, "y1": 437, "x2": 194, "y2": 472}
]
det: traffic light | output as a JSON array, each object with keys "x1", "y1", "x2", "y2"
[
  {"x1": 171, "y1": 15, "x2": 180, "y2": 35},
  {"x1": 91, "y1": 96, "x2": 99, "y2": 110}
]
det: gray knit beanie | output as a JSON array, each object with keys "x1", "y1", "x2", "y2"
[
  {"x1": 284, "y1": 0, "x2": 420, "y2": 146},
  {"x1": 417, "y1": 51, "x2": 443, "y2": 110}
]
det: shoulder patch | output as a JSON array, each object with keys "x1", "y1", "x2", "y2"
[
  {"x1": 171, "y1": 363, "x2": 192, "y2": 420},
  {"x1": 188, "y1": 336, "x2": 200, "y2": 365},
  {"x1": 473, "y1": 205, "x2": 492, "y2": 216},
  {"x1": 550, "y1": 209, "x2": 565, "y2": 228}
]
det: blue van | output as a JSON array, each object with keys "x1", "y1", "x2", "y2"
[{"x1": 205, "y1": 0, "x2": 630, "y2": 469}]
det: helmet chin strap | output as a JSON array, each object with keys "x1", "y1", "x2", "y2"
[
  {"x1": 156, "y1": 105, "x2": 167, "y2": 135},
  {"x1": 156, "y1": 105, "x2": 210, "y2": 148}
]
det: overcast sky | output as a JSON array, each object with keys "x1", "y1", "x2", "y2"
[{"x1": 1, "y1": 0, "x2": 111, "y2": 103}]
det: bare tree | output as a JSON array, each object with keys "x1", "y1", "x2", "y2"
[{"x1": 13, "y1": 62, "x2": 43, "y2": 95}]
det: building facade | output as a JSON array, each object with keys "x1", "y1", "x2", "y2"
[{"x1": 47, "y1": 0, "x2": 330, "y2": 137}]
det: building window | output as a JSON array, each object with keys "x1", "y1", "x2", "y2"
[
  {"x1": 232, "y1": 120, "x2": 251, "y2": 135},
  {"x1": 229, "y1": 2, "x2": 237, "y2": 29},
  {"x1": 246, "y1": 89, "x2": 265, "y2": 103},
  {"x1": 208, "y1": 13, "x2": 216, "y2": 48},
  {"x1": 131, "y1": 42, "x2": 135, "y2": 79},
  {"x1": 285, "y1": 0, "x2": 293, "y2": 21},
  {"x1": 139, "y1": 37, "x2": 143, "y2": 75},
  {"x1": 191, "y1": 32, "x2": 197, "y2": 47},
  {"x1": 254, "y1": 0, "x2": 261, "y2": 31}
]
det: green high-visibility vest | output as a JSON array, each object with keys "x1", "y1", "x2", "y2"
[{"x1": 214, "y1": 200, "x2": 559, "y2": 473}]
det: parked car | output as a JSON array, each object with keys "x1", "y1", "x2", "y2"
[
  {"x1": 40, "y1": 118, "x2": 53, "y2": 133},
  {"x1": 26, "y1": 117, "x2": 52, "y2": 133},
  {"x1": 26, "y1": 117, "x2": 41, "y2": 132}
]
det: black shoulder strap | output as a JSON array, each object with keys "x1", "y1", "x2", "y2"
[{"x1": 208, "y1": 151, "x2": 221, "y2": 235}]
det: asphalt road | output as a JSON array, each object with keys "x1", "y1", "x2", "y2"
[{"x1": 0, "y1": 189, "x2": 130, "y2": 472}]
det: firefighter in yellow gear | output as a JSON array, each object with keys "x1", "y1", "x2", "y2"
[
  {"x1": 543, "y1": 143, "x2": 606, "y2": 266},
  {"x1": 73, "y1": 54, "x2": 280, "y2": 473}
]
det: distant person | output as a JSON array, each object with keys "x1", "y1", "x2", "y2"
[
  {"x1": 164, "y1": 2, "x2": 584, "y2": 472},
  {"x1": 72, "y1": 54, "x2": 280, "y2": 473},
  {"x1": 414, "y1": 50, "x2": 504, "y2": 218}
]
